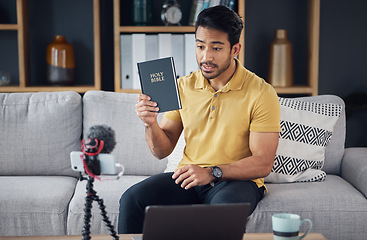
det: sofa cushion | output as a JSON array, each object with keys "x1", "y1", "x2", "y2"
[
  {"x1": 0, "y1": 176, "x2": 77, "y2": 236},
  {"x1": 0, "y1": 91, "x2": 82, "y2": 176},
  {"x1": 341, "y1": 147, "x2": 367, "y2": 198},
  {"x1": 82, "y1": 91, "x2": 167, "y2": 176},
  {"x1": 265, "y1": 96, "x2": 343, "y2": 183},
  {"x1": 247, "y1": 175, "x2": 367, "y2": 240},
  {"x1": 67, "y1": 175, "x2": 149, "y2": 235}
]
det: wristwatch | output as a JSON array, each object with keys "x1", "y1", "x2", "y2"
[
  {"x1": 161, "y1": 0, "x2": 182, "y2": 26},
  {"x1": 211, "y1": 166, "x2": 223, "y2": 185}
]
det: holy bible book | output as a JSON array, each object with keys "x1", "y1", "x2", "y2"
[{"x1": 137, "y1": 57, "x2": 182, "y2": 113}]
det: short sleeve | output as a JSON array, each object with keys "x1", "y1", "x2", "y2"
[
  {"x1": 163, "y1": 109, "x2": 182, "y2": 122},
  {"x1": 250, "y1": 85, "x2": 281, "y2": 132}
]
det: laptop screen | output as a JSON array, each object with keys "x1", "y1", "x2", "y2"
[{"x1": 132, "y1": 203, "x2": 250, "y2": 240}]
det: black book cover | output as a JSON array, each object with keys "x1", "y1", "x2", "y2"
[{"x1": 137, "y1": 57, "x2": 182, "y2": 113}]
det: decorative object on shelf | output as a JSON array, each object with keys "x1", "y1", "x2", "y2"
[
  {"x1": 161, "y1": 0, "x2": 182, "y2": 26},
  {"x1": 268, "y1": 29, "x2": 294, "y2": 87},
  {"x1": 0, "y1": 71, "x2": 11, "y2": 86},
  {"x1": 46, "y1": 35, "x2": 75, "y2": 85},
  {"x1": 132, "y1": 0, "x2": 152, "y2": 26}
]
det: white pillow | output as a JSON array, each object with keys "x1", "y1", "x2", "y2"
[
  {"x1": 164, "y1": 132, "x2": 185, "y2": 172},
  {"x1": 265, "y1": 97, "x2": 343, "y2": 183}
]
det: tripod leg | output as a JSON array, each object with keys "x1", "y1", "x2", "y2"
[
  {"x1": 81, "y1": 176, "x2": 119, "y2": 240},
  {"x1": 95, "y1": 196, "x2": 119, "y2": 240},
  {"x1": 82, "y1": 177, "x2": 95, "y2": 240},
  {"x1": 82, "y1": 195, "x2": 93, "y2": 240}
]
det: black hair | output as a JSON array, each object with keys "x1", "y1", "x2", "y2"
[{"x1": 195, "y1": 5, "x2": 243, "y2": 48}]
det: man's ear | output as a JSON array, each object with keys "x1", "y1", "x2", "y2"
[{"x1": 231, "y1": 43, "x2": 241, "y2": 57}]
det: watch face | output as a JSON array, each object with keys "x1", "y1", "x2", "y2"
[
  {"x1": 213, "y1": 167, "x2": 223, "y2": 178},
  {"x1": 164, "y1": 6, "x2": 182, "y2": 24}
]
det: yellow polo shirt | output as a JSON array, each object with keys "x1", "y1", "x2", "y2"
[{"x1": 164, "y1": 58, "x2": 280, "y2": 188}]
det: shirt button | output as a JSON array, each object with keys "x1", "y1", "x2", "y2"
[{"x1": 212, "y1": 106, "x2": 215, "y2": 110}]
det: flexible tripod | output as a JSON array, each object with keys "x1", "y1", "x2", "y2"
[{"x1": 81, "y1": 175, "x2": 119, "y2": 240}]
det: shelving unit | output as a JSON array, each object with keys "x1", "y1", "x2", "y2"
[
  {"x1": 0, "y1": 0, "x2": 101, "y2": 93},
  {"x1": 114, "y1": 0, "x2": 319, "y2": 96},
  {"x1": 0, "y1": 0, "x2": 28, "y2": 92},
  {"x1": 243, "y1": 0, "x2": 320, "y2": 96},
  {"x1": 260, "y1": 0, "x2": 320, "y2": 96},
  {"x1": 0, "y1": 24, "x2": 19, "y2": 31}
]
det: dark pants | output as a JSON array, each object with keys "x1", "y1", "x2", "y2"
[{"x1": 118, "y1": 172, "x2": 264, "y2": 234}]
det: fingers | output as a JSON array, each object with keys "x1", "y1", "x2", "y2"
[
  {"x1": 181, "y1": 177, "x2": 199, "y2": 190},
  {"x1": 136, "y1": 94, "x2": 159, "y2": 125},
  {"x1": 172, "y1": 165, "x2": 212, "y2": 190},
  {"x1": 137, "y1": 93, "x2": 151, "y2": 102},
  {"x1": 174, "y1": 168, "x2": 197, "y2": 190},
  {"x1": 171, "y1": 166, "x2": 185, "y2": 180},
  {"x1": 136, "y1": 94, "x2": 159, "y2": 113},
  {"x1": 172, "y1": 167, "x2": 191, "y2": 185}
]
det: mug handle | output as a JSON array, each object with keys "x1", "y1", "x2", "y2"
[{"x1": 299, "y1": 219, "x2": 313, "y2": 240}]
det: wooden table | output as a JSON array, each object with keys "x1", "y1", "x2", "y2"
[{"x1": 0, "y1": 233, "x2": 326, "y2": 240}]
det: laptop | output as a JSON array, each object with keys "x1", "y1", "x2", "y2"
[{"x1": 132, "y1": 203, "x2": 251, "y2": 240}]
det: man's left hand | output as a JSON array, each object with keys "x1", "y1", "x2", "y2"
[{"x1": 172, "y1": 165, "x2": 214, "y2": 190}]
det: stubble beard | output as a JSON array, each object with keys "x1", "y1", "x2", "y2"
[{"x1": 199, "y1": 58, "x2": 232, "y2": 80}]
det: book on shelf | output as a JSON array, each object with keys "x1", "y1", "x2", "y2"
[
  {"x1": 220, "y1": 0, "x2": 236, "y2": 9},
  {"x1": 171, "y1": 34, "x2": 185, "y2": 78},
  {"x1": 137, "y1": 57, "x2": 182, "y2": 113},
  {"x1": 184, "y1": 33, "x2": 198, "y2": 76},
  {"x1": 158, "y1": 33, "x2": 172, "y2": 58},
  {"x1": 189, "y1": 0, "x2": 203, "y2": 26},
  {"x1": 146, "y1": 34, "x2": 158, "y2": 61},
  {"x1": 132, "y1": 34, "x2": 146, "y2": 90},
  {"x1": 120, "y1": 35, "x2": 133, "y2": 89},
  {"x1": 210, "y1": 0, "x2": 221, "y2": 7},
  {"x1": 188, "y1": 0, "x2": 236, "y2": 25},
  {"x1": 202, "y1": 0, "x2": 210, "y2": 10}
]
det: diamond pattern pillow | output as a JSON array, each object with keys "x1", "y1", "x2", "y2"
[{"x1": 265, "y1": 97, "x2": 343, "y2": 183}]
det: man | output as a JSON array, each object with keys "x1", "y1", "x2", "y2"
[{"x1": 118, "y1": 5, "x2": 280, "y2": 234}]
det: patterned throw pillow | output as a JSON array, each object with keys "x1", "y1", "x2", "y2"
[{"x1": 265, "y1": 97, "x2": 343, "y2": 183}]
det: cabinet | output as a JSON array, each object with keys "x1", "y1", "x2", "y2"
[
  {"x1": 0, "y1": 0, "x2": 101, "y2": 93},
  {"x1": 114, "y1": 0, "x2": 319, "y2": 95}
]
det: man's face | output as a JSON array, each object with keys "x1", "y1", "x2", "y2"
[{"x1": 195, "y1": 26, "x2": 234, "y2": 80}]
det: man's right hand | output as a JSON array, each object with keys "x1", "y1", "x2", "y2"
[
  {"x1": 136, "y1": 93, "x2": 183, "y2": 159},
  {"x1": 135, "y1": 94, "x2": 160, "y2": 127}
]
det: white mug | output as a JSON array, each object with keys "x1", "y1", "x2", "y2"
[{"x1": 272, "y1": 213, "x2": 312, "y2": 240}]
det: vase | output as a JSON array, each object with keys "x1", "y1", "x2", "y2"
[
  {"x1": 268, "y1": 29, "x2": 294, "y2": 87},
  {"x1": 131, "y1": 0, "x2": 152, "y2": 26},
  {"x1": 46, "y1": 35, "x2": 75, "y2": 85}
]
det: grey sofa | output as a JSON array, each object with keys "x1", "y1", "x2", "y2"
[{"x1": 0, "y1": 90, "x2": 366, "y2": 239}]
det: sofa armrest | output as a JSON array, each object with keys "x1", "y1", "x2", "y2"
[{"x1": 341, "y1": 147, "x2": 367, "y2": 198}]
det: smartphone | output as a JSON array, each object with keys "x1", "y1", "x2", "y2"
[{"x1": 70, "y1": 151, "x2": 117, "y2": 175}]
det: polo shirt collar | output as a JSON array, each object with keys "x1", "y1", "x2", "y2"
[{"x1": 195, "y1": 58, "x2": 246, "y2": 93}]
